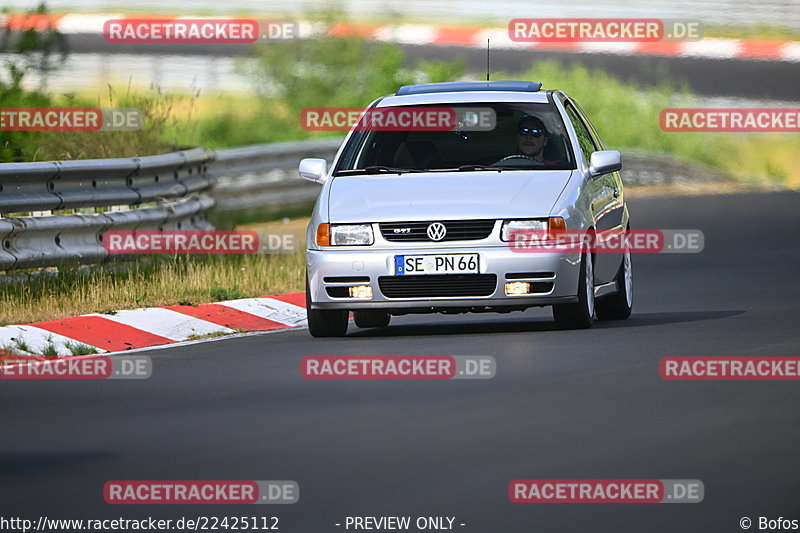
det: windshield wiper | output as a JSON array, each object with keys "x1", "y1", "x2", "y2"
[
  {"x1": 335, "y1": 166, "x2": 424, "y2": 175},
  {"x1": 419, "y1": 165, "x2": 509, "y2": 172},
  {"x1": 456, "y1": 165, "x2": 504, "y2": 172}
]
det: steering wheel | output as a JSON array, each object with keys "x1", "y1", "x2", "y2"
[{"x1": 492, "y1": 154, "x2": 546, "y2": 167}]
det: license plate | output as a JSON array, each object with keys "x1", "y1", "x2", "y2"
[{"x1": 395, "y1": 254, "x2": 479, "y2": 275}]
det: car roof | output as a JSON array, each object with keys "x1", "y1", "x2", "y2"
[
  {"x1": 379, "y1": 80, "x2": 551, "y2": 107},
  {"x1": 397, "y1": 80, "x2": 542, "y2": 95},
  {"x1": 377, "y1": 89, "x2": 552, "y2": 107}
]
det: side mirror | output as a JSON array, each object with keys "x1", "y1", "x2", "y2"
[
  {"x1": 299, "y1": 158, "x2": 328, "y2": 184},
  {"x1": 588, "y1": 150, "x2": 621, "y2": 178}
]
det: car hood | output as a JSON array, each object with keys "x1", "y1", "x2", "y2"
[{"x1": 327, "y1": 170, "x2": 574, "y2": 223}]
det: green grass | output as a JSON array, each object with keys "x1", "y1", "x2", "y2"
[
  {"x1": 209, "y1": 286, "x2": 246, "y2": 301},
  {"x1": 702, "y1": 24, "x2": 800, "y2": 41},
  {"x1": 24, "y1": 86, "x2": 194, "y2": 161},
  {"x1": 185, "y1": 331, "x2": 236, "y2": 341},
  {"x1": 64, "y1": 341, "x2": 99, "y2": 356},
  {"x1": 2, "y1": 340, "x2": 96, "y2": 357},
  {"x1": 13, "y1": 338, "x2": 32, "y2": 354},
  {"x1": 0, "y1": 251, "x2": 306, "y2": 326},
  {"x1": 40, "y1": 339, "x2": 59, "y2": 357}
]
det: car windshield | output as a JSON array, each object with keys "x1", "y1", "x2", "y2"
[{"x1": 334, "y1": 102, "x2": 575, "y2": 175}]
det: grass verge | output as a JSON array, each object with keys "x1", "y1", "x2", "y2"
[
  {"x1": 0, "y1": 249, "x2": 306, "y2": 326},
  {"x1": 0, "y1": 218, "x2": 307, "y2": 325}
]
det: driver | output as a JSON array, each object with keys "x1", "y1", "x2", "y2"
[{"x1": 497, "y1": 114, "x2": 560, "y2": 166}]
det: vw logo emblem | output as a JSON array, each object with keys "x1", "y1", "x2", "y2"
[{"x1": 427, "y1": 222, "x2": 447, "y2": 241}]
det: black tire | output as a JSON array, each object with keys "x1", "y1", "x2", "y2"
[
  {"x1": 306, "y1": 278, "x2": 348, "y2": 337},
  {"x1": 353, "y1": 310, "x2": 391, "y2": 328},
  {"x1": 552, "y1": 251, "x2": 594, "y2": 330},
  {"x1": 596, "y1": 248, "x2": 633, "y2": 320}
]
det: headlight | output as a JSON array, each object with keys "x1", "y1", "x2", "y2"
[
  {"x1": 500, "y1": 219, "x2": 548, "y2": 242},
  {"x1": 330, "y1": 224, "x2": 374, "y2": 246}
]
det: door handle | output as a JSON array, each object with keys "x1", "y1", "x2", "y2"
[{"x1": 613, "y1": 188, "x2": 620, "y2": 198}]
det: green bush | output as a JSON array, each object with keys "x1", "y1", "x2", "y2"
[
  {"x1": 34, "y1": 86, "x2": 191, "y2": 160},
  {"x1": 0, "y1": 2, "x2": 67, "y2": 161},
  {"x1": 0, "y1": 65, "x2": 53, "y2": 161}
]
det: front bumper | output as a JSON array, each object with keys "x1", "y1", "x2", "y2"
[{"x1": 307, "y1": 245, "x2": 581, "y2": 312}]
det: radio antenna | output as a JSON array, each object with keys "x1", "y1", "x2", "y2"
[{"x1": 486, "y1": 39, "x2": 490, "y2": 81}]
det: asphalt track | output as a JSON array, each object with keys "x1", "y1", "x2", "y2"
[{"x1": 1, "y1": 191, "x2": 800, "y2": 532}]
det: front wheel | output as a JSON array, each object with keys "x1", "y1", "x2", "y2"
[
  {"x1": 552, "y1": 251, "x2": 594, "y2": 330},
  {"x1": 306, "y1": 278, "x2": 348, "y2": 337},
  {"x1": 595, "y1": 248, "x2": 633, "y2": 320}
]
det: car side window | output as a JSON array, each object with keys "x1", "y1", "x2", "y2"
[{"x1": 564, "y1": 103, "x2": 598, "y2": 163}]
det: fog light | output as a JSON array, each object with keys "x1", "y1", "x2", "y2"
[
  {"x1": 505, "y1": 281, "x2": 531, "y2": 296},
  {"x1": 349, "y1": 285, "x2": 373, "y2": 299}
]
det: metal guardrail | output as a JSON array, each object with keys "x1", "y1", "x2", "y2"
[
  {"x1": 210, "y1": 138, "x2": 342, "y2": 213},
  {"x1": 0, "y1": 148, "x2": 216, "y2": 271},
  {"x1": 0, "y1": 139, "x2": 343, "y2": 271}
]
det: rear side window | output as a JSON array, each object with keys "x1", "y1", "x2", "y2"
[{"x1": 564, "y1": 103, "x2": 598, "y2": 163}]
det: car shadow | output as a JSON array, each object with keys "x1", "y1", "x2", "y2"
[
  {"x1": 347, "y1": 310, "x2": 746, "y2": 338},
  {"x1": 592, "y1": 310, "x2": 746, "y2": 329}
]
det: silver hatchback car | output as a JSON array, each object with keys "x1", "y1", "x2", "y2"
[{"x1": 299, "y1": 81, "x2": 632, "y2": 337}]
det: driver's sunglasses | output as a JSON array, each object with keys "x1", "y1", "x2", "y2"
[{"x1": 518, "y1": 127, "x2": 545, "y2": 137}]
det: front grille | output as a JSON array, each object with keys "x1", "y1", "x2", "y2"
[
  {"x1": 378, "y1": 274, "x2": 497, "y2": 298},
  {"x1": 380, "y1": 220, "x2": 495, "y2": 242}
]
